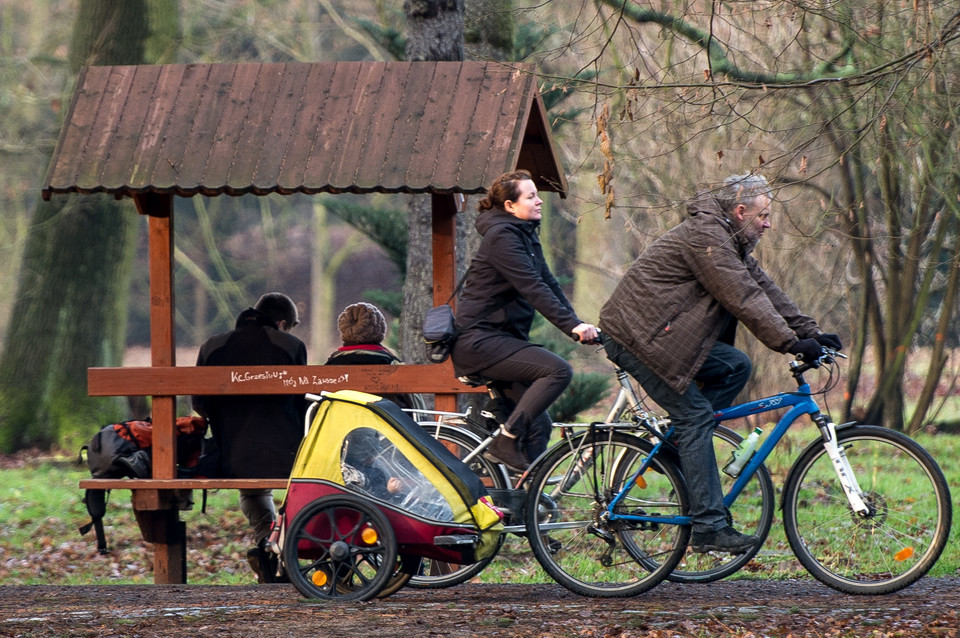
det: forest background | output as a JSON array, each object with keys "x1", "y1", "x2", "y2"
[{"x1": 2, "y1": 0, "x2": 960, "y2": 454}]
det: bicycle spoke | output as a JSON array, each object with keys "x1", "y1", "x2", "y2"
[
  {"x1": 783, "y1": 426, "x2": 951, "y2": 594},
  {"x1": 630, "y1": 426, "x2": 775, "y2": 584},
  {"x1": 407, "y1": 425, "x2": 508, "y2": 589},
  {"x1": 524, "y1": 431, "x2": 688, "y2": 598},
  {"x1": 283, "y1": 495, "x2": 398, "y2": 601}
]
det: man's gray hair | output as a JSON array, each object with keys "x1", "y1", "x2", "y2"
[{"x1": 717, "y1": 174, "x2": 771, "y2": 212}]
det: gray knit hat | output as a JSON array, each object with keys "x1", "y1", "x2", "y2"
[{"x1": 338, "y1": 302, "x2": 387, "y2": 346}]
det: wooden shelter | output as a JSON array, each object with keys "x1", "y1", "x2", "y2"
[{"x1": 41, "y1": 60, "x2": 568, "y2": 583}]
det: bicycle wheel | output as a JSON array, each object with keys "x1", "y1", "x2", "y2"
[
  {"x1": 665, "y1": 425, "x2": 775, "y2": 583},
  {"x1": 283, "y1": 494, "x2": 398, "y2": 602},
  {"x1": 782, "y1": 425, "x2": 952, "y2": 594},
  {"x1": 524, "y1": 430, "x2": 689, "y2": 598},
  {"x1": 372, "y1": 555, "x2": 415, "y2": 598},
  {"x1": 407, "y1": 424, "x2": 509, "y2": 589}
]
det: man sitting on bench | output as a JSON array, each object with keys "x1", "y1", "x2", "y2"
[{"x1": 192, "y1": 292, "x2": 308, "y2": 583}]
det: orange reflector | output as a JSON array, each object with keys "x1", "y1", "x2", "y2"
[
  {"x1": 361, "y1": 526, "x2": 379, "y2": 545},
  {"x1": 312, "y1": 570, "x2": 328, "y2": 587},
  {"x1": 895, "y1": 547, "x2": 914, "y2": 562},
  {"x1": 636, "y1": 474, "x2": 647, "y2": 489}
]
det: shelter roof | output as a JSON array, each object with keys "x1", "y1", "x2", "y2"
[{"x1": 41, "y1": 61, "x2": 567, "y2": 201}]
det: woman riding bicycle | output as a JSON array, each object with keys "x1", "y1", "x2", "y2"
[{"x1": 451, "y1": 170, "x2": 598, "y2": 472}]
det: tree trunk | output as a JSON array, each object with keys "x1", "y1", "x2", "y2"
[
  {"x1": 399, "y1": 195, "x2": 435, "y2": 366},
  {"x1": 0, "y1": 0, "x2": 176, "y2": 453},
  {"x1": 909, "y1": 243, "x2": 960, "y2": 433},
  {"x1": 399, "y1": 0, "x2": 465, "y2": 372},
  {"x1": 404, "y1": 0, "x2": 464, "y2": 61},
  {"x1": 311, "y1": 200, "x2": 334, "y2": 359}
]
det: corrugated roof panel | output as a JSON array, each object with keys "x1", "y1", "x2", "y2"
[
  {"x1": 74, "y1": 66, "x2": 136, "y2": 190},
  {"x1": 498, "y1": 71, "x2": 539, "y2": 177},
  {"x1": 430, "y1": 68, "x2": 484, "y2": 191},
  {"x1": 177, "y1": 64, "x2": 237, "y2": 193},
  {"x1": 455, "y1": 68, "x2": 522, "y2": 191},
  {"x1": 270, "y1": 63, "x2": 336, "y2": 191},
  {"x1": 127, "y1": 65, "x2": 185, "y2": 188},
  {"x1": 44, "y1": 67, "x2": 106, "y2": 192},
  {"x1": 378, "y1": 64, "x2": 430, "y2": 191},
  {"x1": 200, "y1": 63, "x2": 263, "y2": 192},
  {"x1": 293, "y1": 63, "x2": 364, "y2": 192},
  {"x1": 97, "y1": 65, "x2": 160, "y2": 190},
  {"x1": 401, "y1": 64, "x2": 463, "y2": 191},
  {"x1": 41, "y1": 61, "x2": 567, "y2": 201},
  {"x1": 151, "y1": 64, "x2": 213, "y2": 189},
  {"x1": 232, "y1": 63, "x2": 300, "y2": 190},
  {"x1": 358, "y1": 63, "x2": 412, "y2": 191},
  {"x1": 328, "y1": 62, "x2": 392, "y2": 191}
]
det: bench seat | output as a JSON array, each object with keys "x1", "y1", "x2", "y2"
[{"x1": 79, "y1": 478, "x2": 289, "y2": 490}]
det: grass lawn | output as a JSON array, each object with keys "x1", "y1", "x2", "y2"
[{"x1": 1, "y1": 426, "x2": 957, "y2": 586}]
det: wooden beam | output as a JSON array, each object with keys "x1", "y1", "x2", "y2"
[
  {"x1": 431, "y1": 193, "x2": 460, "y2": 413},
  {"x1": 88, "y1": 364, "x2": 484, "y2": 396},
  {"x1": 431, "y1": 193, "x2": 458, "y2": 308},
  {"x1": 136, "y1": 193, "x2": 178, "y2": 481},
  {"x1": 133, "y1": 507, "x2": 186, "y2": 584}
]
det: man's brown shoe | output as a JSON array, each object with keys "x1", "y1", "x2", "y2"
[{"x1": 690, "y1": 525, "x2": 759, "y2": 554}]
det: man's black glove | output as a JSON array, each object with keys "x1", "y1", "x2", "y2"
[
  {"x1": 814, "y1": 333, "x2": 843, "y2": 351},
  {"x1": 788, "y1": 338, "x2": 824, "y2": 362}
]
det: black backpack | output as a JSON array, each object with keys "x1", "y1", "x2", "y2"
[
  {"x1": 84, "y1": 420, "x2": 153, "y2": 479},
  {"x1": 78, "y1": 417, "x2": 207, "y2": 553}
]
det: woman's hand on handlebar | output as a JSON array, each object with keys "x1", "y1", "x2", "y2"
[{"x1": 572, "y1": 323, "x2": 600, "y2": 344}]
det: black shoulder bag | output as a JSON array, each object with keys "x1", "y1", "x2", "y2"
[{"x1": 422, "y1": 268, "x2": 488, "y2": 363}]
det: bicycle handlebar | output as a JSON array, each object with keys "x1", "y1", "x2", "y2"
[
  {"x1": 572, "y1": 328, "x2": 602, "y2": 345},
  {"x1": 790, "y1": 346, "x2": 845, "y2": 375}
]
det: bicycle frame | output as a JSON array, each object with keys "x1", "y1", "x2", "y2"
[
  {"x1": 606, "y1": 355, "x2": 867, "y2": 527},
  {"x1": 409, "y1": 369, "x2": 660, "y2": 484}
]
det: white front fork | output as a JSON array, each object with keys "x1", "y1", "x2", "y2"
[{"x1": 821, "y1": 421, "x2": 870, "y2": 515}]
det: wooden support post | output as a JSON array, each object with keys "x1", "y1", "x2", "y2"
[
  {"x1": 135, "y1": 193, "x2": 177, "y2": 478},
  {"x1": 132, "y1": 490, "x2": 189, "y2": 584},
  {"x1": 432, "y1": 193, "x2": 460, "y2": 413},
  {"x1": 431, "y1": 192, "x2": 458, "y2": 306},
  {"x1": 135, "y1": 193, "x2": 184, "y2": 583}
]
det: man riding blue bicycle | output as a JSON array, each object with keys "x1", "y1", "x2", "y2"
[{"x1": 599, "y1": 173, "x2": 843, "y2": 555}]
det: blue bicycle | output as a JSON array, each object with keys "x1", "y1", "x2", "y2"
[{"x1": 523, "y1": 348, "x2": 952, "y2": 597}]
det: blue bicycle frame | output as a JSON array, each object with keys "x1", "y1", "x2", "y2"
[{"x1": 607, "y1": 379, "x2": 822, "y2": 527}]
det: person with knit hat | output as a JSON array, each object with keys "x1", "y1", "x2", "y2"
[
  {"x1": 336, "y1": 302, "x2": 388, "y2": 347},
  {"x1": 325, "y1": 302, "x2": 426, "y2": 413}
]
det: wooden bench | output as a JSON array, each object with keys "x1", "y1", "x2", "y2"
[{"x1": 85, "y1": 362, "x2": 483, "y2": 584}]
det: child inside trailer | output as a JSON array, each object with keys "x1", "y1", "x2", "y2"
[{"x1": 340, "y1": 427, "x2": 452, "y2": 521}]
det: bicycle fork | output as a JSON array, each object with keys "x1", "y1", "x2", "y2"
[{"x1": 814, "y1": 416, "x2": 870, "y2": 515}]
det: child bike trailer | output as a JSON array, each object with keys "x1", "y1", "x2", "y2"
[{"x1": 277, "y1": 390, "x2": 503, "y2": 601}]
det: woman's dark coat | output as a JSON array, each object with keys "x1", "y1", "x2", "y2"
[{"x1": 451, "y1": 210, "x2": 583, "y2": 376}]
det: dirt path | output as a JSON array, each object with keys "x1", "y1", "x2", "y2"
[{"x1": 2, "y1": 578, "x2": 957, "y2": 637}]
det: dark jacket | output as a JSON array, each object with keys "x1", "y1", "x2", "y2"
[
  {"x1": 599, "y1": 192, "x2": 820, "y2": 394},
  {"x1": 451, "y1": 209, "x2": 583, "y2": 376},
  {"x1": 192, "y1": 308, "x2": 308, "y2": 478},
  {"x1": 324, "y1": 345, "x2": 426, "y2": 412}
]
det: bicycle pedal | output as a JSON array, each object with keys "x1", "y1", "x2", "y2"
[{"x1": 588, "y1": 524, "x2": 615, "y2": 544}]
